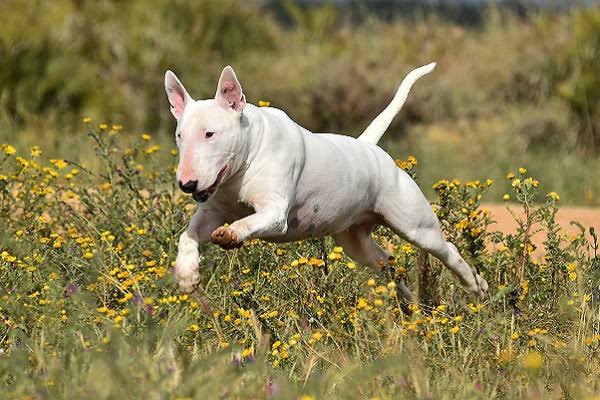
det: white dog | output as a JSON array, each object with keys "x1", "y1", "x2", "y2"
[{"x1": 165, "y1": 63, "x2": 488, "y2": 300}]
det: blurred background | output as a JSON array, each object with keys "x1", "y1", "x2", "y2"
[{"x1": 1, "y1": 0, "x2": 600, "y2": 204}]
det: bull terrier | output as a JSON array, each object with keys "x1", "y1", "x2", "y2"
[{"x1": 165, "y1": 63, "x2": 488, "y2": 300}]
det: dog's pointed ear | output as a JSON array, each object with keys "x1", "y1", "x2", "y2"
[
  {"x1": 215, "y1": 66, "x2": 246, "y2": 112},
  {"x1": 165, "y1": 70, "x2": 192, "y2": 120}
]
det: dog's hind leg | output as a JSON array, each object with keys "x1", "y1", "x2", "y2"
[
  {"x1": 377, "y1": 177, "x2": 488, "y2": 297},
  {"x1": 333, "y1": 224, "x2": 415, "y2": 302}
]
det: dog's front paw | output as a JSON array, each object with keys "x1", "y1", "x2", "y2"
[
  {"x1": 211, "y1": 226, "x2": 243, "y2": 249},
  {"x1": 177, "y1": 271, "x2": 200, "y2": 293},
  {"x1": 174, "y1": 257, "x2": 200, "y2": 293}
]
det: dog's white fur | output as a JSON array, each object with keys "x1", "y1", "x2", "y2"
[{"x1": 165, "y1": 63, "x2": 488, "y2": 299}]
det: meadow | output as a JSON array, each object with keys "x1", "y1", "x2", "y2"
[
  {"x1": 0, "y1": 123, "x2": 599, "y2": 399},
  {"x1": 2, "y1": 1, "x2": 600, "y2": 399}
]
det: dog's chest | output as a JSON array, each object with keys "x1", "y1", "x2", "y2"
[{"x1": 208, "y1": 187, "x2": 255, "y2": 222}]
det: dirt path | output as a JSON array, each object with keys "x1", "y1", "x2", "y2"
[{"x1": 482, "y1": 203, "x2": 600, "y2": 257}]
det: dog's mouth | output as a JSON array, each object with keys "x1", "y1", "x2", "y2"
[{"x1": 192, "y1": 165, "x2": 227, "y2": 203}]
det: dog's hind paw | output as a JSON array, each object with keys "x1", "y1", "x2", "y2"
[
  {"x1": 466, "y1": 274, "x2": 488, "y2": 298},
  {"x1": 211, "y1": 226, "x2": 243, "y2": 250},
  {"x1": 476, "y1": 274, "x2": 489, "y2": 294}
]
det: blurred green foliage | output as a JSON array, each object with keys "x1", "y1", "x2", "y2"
[
  {"x1": 546, "y1": 8, "x2": 600, "y2": 152},
  {"x1": 0, "y1": 0, "x2": 278, "y2": 136}
]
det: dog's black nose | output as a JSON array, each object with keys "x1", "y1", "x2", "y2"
[{"x1": 178, "y1": 180, "x2": 198, "y2": 193}]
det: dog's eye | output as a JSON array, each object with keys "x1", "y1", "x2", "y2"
[{"x1": 205, "y1": 131, "x2": 215, "y2": 139}]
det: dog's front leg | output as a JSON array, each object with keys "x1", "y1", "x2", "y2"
[
  {"x1": 175, "y1": 208, "x2": 223, "y2": 292},
  {"x1": 211, "y1": 201, "x2": 288, "y2": 248}
]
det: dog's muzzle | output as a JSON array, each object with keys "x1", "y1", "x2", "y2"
[
  {"x1": 191, "y1": 165, "x2": 227, "y2": 203},
  {"x1": 178, "y1": 179, "x2": 198, "y2": 193}
]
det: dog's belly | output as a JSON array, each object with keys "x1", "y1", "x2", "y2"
[{"x1": 263, "y1": 204, "x2": 381, "y2": 243}]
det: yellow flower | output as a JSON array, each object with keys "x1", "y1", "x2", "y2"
[
  {"x1": 449, "y1": 326, "x2": 460, "y2": 334},
  {"x1": 99, "y1": 123, "x2": 108, "y2": 130},
  {"x1": 50, "y1": 159, "x2": 68, "y2": 169},
  {"x1": 142, "y1": 133, "x2": 151, "y2": 141},
  {"x1": 567, "y1": 263, "x2": 577, "y2": 281},
  {"x1": 83, "y1": 116, "x2": 92, "y2": 123},
  {"x1": 521, "y1": 351, "x2": 543, "y2": 370},
  {"x1": 546, "y1": 192, "x2": 560, "y2": 201},
  {"x1": 145, "y1": 145, "x2": 160, "y2": 154},
  {"x1": 2, "y1": 144, "x2": 16, "y2": 156},
  {"x1": 188, "y1": 324, "x2": 200, "y2": 332},
  {"x1": 30, "y1": 146, "x2": 42, "y2": 157},
  {"x1": 241, "y1": 347, "x2": 254, "y2": 358},
  {"x1": 367, "y1": 278, "x2": 376, "y2": 286},
  {"x1": 375, "y1": 285, "x2": 387, "y2": 294},
  {"x1": 518, "y1": 167, "x2": 527, "y2": 175},
  {"x1": 347, "y1": 262, "x2": 356, "y2": 270},
  {"x1": 356, "y1": 297, "x2": 368, "y2": 309},
  {"x1": 503, "y1": 194, "x2": 510, "y2": 201},
  {"x1": 258, "y1": 100, "x2": 270, "y2": 107}
]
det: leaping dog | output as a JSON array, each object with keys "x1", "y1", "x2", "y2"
[{"x1": 165, "y1": 63, "x2": 488, "y2": 300}]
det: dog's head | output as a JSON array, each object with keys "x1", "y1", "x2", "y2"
[{"x1": 164, "y1": 66, "x2": 246, "y2": 202}]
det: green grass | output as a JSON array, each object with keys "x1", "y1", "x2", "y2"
[{"x1": 1, "y1": 127, "x2": 599, "y2": 399}]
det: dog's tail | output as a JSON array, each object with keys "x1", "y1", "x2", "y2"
[{"x1": 357, "y1": 62, "x2": 436, "y2": 145}]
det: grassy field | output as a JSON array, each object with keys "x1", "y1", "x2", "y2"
[
  {"x1": 2, "y1": 1, "x2": 600, "y2": 398},
  {"x1": 1, "y1": 125, "x2": 599, "y2": 399}
]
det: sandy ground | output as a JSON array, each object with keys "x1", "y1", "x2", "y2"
[{"x1": 482, "y1": 203, "x2": 600, "y2": 257}]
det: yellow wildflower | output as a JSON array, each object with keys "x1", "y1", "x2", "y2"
[
  {"x1": 2, "y1": 144, "x2": 16, "y2": 155},
  {"x1": 30, "y1": 146, "x2": 42, "y2": 157},
  {"x1": 356, "y1": 297, "x2": 368, "y2": 309},
  {"x1": 547, "y1": 191, "x2": 560, "y2": 201},
  {"x1": 521, "y1": 351, "x2": 543, "y2": 370}
]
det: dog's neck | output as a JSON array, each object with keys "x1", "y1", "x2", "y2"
[{"x1": 223, "y1": 104, "x2": 266, "y2": 183}]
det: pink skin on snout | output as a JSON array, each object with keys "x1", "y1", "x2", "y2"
[{"x1": 177, "y1": 135, "x2": 198, "y2": 185}]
